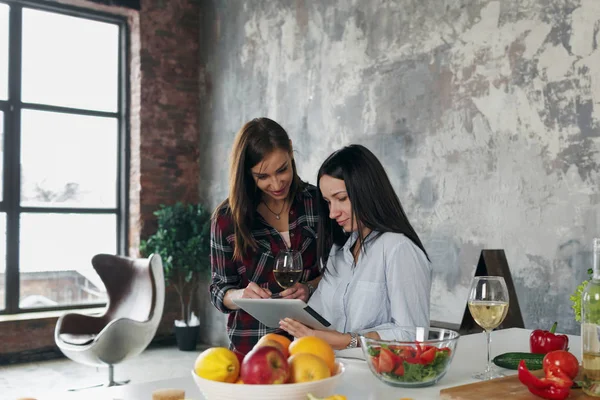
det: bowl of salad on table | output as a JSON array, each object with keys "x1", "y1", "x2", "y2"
[{"x1": 359, "y1": 326, "x2": 460, "y2": 388}]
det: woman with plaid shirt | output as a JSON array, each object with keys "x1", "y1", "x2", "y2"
[{"x1": 209, "y1": 118, "x2": 323, "y2": 356}]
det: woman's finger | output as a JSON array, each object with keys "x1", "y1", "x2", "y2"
[
  {"x1": 279, "y1": 320, "x2": 292, "y2": 334},
  {"x1": 247, "y1": 282, "x2": 271, "y2": 299},
  {"x1": 284, "y1": 318, "x2": 304, "y2": 331},
  {"x1": 280, "y1": 287, "x2": 298, "y2": 299},
  {"x1": 281, "y1": 318, "x2": 312, "y2": 338},
  {"x1": 296, "y1": 285, "x2": 308, "y2": 300}
]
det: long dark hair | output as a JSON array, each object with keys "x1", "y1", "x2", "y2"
[
  {"x1": 316, "y1": 144, "x2": 429, "y2": 267},
  {"x1": 215, "y1": 118, "x2": 304, "y2": 261}
]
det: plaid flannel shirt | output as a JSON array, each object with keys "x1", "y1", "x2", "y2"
[{"x1": 209, "y1": 184, "x2": 321, "y2": 355}]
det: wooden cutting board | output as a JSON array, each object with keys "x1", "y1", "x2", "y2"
[{"x1": 440, "y1": 372, "x2": 593, "y2": 400}]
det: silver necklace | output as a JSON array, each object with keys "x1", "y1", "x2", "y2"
[{"x1": 263, "y1": 199, "x2": 286, "y2": 220}]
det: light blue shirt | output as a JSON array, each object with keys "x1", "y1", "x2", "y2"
[{"x1": 307, "y1": 231, "x2": 432, "y2": 341}]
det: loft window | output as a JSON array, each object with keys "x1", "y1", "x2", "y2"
[{"x1": 0, "y1": 0, "x2": 128, "y2": 314}]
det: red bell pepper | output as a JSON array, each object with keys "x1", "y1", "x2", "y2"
[
  {"x1": 530, "y1": 322, "x2": 569, "y2": 354},
  {"x1": 526, "y1": 385, "x2": 572, "y2": 400},
  {"x1": 518, "y1": 360, "x2": 572, "y2": 400}
]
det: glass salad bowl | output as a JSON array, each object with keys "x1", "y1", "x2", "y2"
[{"x1": 359, "y1": 326, "x2": 460, "y2": 388}]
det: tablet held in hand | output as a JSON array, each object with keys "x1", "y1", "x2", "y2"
[{"x1": 232, "y1": 298, "x2": 332, "y2": 330}]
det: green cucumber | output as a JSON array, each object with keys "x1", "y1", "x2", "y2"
[{"x1": 492, "y1": 352, "x2": 545, "y2": 370}]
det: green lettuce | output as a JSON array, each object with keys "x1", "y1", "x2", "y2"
[
  {"x1": 385, "y1": 351, "x2": 450, "y2": 383},
  {"x1": 571, "y1": 268, "x2": 593, "y2": 322}
]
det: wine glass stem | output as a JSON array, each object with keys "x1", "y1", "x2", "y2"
[{"x1": 485, "y1": 329, "x2": 492, "y2": 374}]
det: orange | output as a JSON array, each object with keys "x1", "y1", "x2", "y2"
[
  {"x1": 194, "y1": 347, "x2": 240, "y2": 383},
  {"x1": 288, "y1": 353, "x2": 331, "y2": 383},
  {"x1": 288, "y1": 336, "x2": 336, "y2": 374}
]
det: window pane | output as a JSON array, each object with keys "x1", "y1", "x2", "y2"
[
  {"x1": 0, "y1": 213, "x2": 5, "y2": 310},
  {"x1": 19, "y1": 213, "x2": 114, "y2": 308},
  {"x1": 0, "y1": 3, "x2": 7, "y2": 100},
  {"x1": 21, "y1": 110, "x2": 118, "y2": 208},
  {"x1": 21, "y1": 8, "x2": 119, "y2": 112}
]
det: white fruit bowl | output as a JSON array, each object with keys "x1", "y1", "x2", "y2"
[{"x1": 191, "y1": 361, "x2": 345, "y2": 400}]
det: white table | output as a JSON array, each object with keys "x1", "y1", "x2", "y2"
[{"x1": 44, "y1": 328, "x2": 582, "y2": 400}]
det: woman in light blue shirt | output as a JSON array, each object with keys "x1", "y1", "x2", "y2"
[{"x1": 279, "y1": 144, "x2": 432, "y2": 350}]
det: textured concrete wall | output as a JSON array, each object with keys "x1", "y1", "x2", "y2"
[{"x1": 199, "y1": 0, "x2": 600, "y2": 338}]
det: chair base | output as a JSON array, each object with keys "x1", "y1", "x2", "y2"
[{"x1": 67, "y1": 364, "x2": 129, "y2": 391}]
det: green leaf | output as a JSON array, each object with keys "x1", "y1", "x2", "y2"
[
  {"x1": 384, "y1": 351, "x2": 450, "y2": 383},
  {"x1": 367, "y1": 346, "x2": 380, "y2": 357},
  {"x1": 140, "y1": 202, "x2": 212, "y2": 323}
]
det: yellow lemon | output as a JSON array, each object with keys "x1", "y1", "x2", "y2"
[{"x1": 194, "y1": 347, "x2": 240, "y2": 383}]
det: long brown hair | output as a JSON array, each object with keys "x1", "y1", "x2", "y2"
[{"x1": 217, "y1": 118, "x2": 303, "y2": 260}]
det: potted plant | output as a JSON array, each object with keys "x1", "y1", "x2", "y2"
[{"x1": 140, "y1": 202, "x2": 212, "y2": 351}]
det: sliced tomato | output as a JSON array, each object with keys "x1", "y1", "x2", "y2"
[
  {"x1": 439, "y1": 347, "x2": 452, "y2": 355},
  {"x1": 420, "y1": 347, "x2": 437, "y2": 365},
  {"x1": 390, "y1": 345, "x2": 417, "y2": 359},
  {"x1": 371, "y1": 356, "x2": 381, "y2": 373},
  {"x1": 405, "y1": 345, "x2": 423, "y2": 364},
  {"x1": 378, "y1": 348, "x2": 398, "y2": 373},
  {"x1": 393, "y1": 362, "x2": 405, "y2": 376}
]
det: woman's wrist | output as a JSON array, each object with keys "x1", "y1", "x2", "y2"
[
  {"x1": 305, "y1": 281, "x2": 316, "y2": 297},
  {"x1": 345, "y1": 332, "x2": 359, "y2": 349},
  {"x1": 223, "y1": 288, "x2": 242, "y2": 310}
]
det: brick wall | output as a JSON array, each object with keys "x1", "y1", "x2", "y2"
[
  {"x1": 135, "y1": 0, "x2": 200, "y2": 340},
  {"x1": 0, "y1": 0, "x2": 201, "y2": 361},
  {"x1": 136, "y1": 0, "x2": 200, "y2": 241},
  {"x1": 0, "y1": 317, "x2": 61, "y2": 360}
]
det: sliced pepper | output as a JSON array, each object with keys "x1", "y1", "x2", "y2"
[
  {"x1": 530, "y1": 322, "x2": 569, "y2": 354},
  {"x1": 526, "y1": 385, "x2": 571, "y2": 400},
  {"x1": 545, "y1": 367, "x2": 575, "y2": 389},
  {"x1": 518, "y1": 360, "x2": 553, "y2": 390},
  {"x1": 518, "y1": 360, "x2": 572, "y2": 400},
  {"x1": 404, "y1": 342, "x2": 423, "y2": 364}
]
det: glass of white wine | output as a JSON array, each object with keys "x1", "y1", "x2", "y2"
[
  {"x1": 272, "y1": 250, "x2": 303, "y2": 297},
  {"x1": 467, "y1": 276, "x2": 510, "y2": 380}
]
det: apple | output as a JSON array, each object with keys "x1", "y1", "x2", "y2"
[
  {"x1": 241, "y1": 346, "x2": 290, "y2": 384},
  {"x1": 254, "y1": 338, "x2": 288, "y2": 358}
]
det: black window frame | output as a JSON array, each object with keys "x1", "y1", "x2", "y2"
[{"x1": 0, "y1": 0, "x2": 129, "y2": 315}]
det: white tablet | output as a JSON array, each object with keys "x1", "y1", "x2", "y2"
[{"x1": 232, "y1": 298, "x2": 332, "y2": 330}]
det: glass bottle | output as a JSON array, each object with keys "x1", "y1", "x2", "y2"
[{"x1": 582, "y1": 238, "x2": 600, "y2": 397}]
